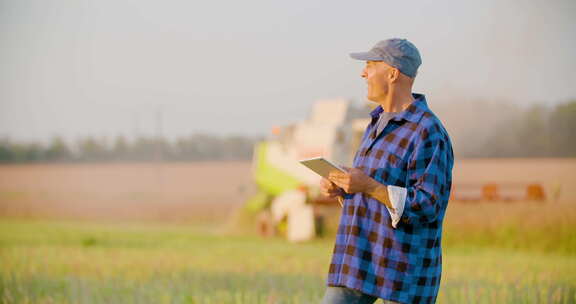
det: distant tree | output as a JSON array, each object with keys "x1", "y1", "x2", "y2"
[
  {"x1": 0, "y1": 139, "x2": 14, "y2": 162},
  {"x1": 77, "y1": 136, "x2": 109, "y2": 161},
  {"x1": 514, "y1": 105, "x2": 551, "y2": 157},
  {"x1": 45, "y1": 136, "x2": 72, "y2": 161},
  {"x1": 112, "y1": 135, "x2": 130, "y2": 161},
  {"x1": 549, "y1": 100, "x2": 576, "y2": 157},
  {"x1": 18, "y1": 142, "x2": 44, "y2": 162},
  {"x1": 480, "y1": 100, "x2": 575, "y2": 157},
  {"x1": 221, "y1": 135, "x2": 256, "y2": 160},
  {"x1": 132, "y1": 137, "x2": 158, "y2": 161}
]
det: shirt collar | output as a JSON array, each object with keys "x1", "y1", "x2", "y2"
[{"x1": 369, "y1": 93, "x2": 428, "y2": 123}]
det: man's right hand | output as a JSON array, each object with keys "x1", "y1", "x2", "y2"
[{"x1": 320, "y1": 178, "x2": 344, "y2": 198}]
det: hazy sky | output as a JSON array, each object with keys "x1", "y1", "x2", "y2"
[{"x1": 1, "y1": 0, "x2": 575, "y2": 143}]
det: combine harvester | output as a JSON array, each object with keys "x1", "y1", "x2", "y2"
[{"x1": 244, "y1": 99, "x2": 371, "y2": 242}]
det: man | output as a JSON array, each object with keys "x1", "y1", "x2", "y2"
[{"x1": 320, "y1": 39, "x2": 454, "y2": 304}]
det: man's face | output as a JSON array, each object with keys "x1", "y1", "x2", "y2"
[{"x1": 361, "y1": 61, "x2": 393, "y2": 102}]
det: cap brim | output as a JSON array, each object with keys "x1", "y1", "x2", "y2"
[{"x1": 349, "y1": 51, "x2": 382, "y2": 61}]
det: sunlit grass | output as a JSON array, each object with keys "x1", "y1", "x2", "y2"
[
  {"x1": 442, "y1": 201, "x2": 576, "y2": 254},
  {"x1": 1, "y1": 213, "x2": 575, "y2": 304}
]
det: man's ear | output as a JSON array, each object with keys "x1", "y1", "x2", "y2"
[{"x1": 389, "y1": 68, "x2": 400, "y2": 83}]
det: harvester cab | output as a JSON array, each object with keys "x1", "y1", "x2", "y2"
[{"x1": 245, "y1": 99, "x2": 372, "y2": 242}]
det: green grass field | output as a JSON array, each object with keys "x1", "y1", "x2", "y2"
[{"x1": 1, "y1": 202, "x2": 575, "y2": 304}]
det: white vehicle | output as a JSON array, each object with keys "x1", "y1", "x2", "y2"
[{"x1": 245, "y1": 99, "x2": 373, "y2": 242}]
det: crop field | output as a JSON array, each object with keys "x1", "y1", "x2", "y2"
[
  {"x1": 0, "y1": 161, "x2": 254, "y2": 222},
  {"x1": 0, "y1": 160, "x2": 575, "y2": 303}
]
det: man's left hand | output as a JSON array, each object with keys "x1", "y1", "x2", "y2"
[{"x1": 328, "y1": 167, "x2": 376, "y2": 194}]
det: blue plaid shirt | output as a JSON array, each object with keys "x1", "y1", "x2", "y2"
[{"x1": 326, "y1": 93, "x2": 454, "y2": 304}]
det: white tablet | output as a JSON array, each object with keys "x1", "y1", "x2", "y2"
[{"x1": 299, "y1": 157, "x2": 346, "y2": 178}]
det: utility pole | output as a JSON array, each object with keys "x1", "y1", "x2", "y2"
[
  {"x1": 155, "y1": 106, "x2": 164, "y2": 200},
  {"x1": 155, "y1": 106, "x2": 164, "y2": 162},
  {"x1": 132, "y1": 110, "x2": 140, "y2": 143}
]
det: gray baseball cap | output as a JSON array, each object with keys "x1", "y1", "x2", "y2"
[{"x1": 350, "y1": 38, "x2": 422, "y2": 78}]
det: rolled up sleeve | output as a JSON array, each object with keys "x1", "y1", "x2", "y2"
[{"x1": 386, "y1": 185, "x2": 407, "y2": 228}]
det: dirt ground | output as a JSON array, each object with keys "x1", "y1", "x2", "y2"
[
  {"x1": 0, "y1": 159, "x2": 574, "y2": 222},
  {"x1": 0, "y1": 161, "x2": 254, "y2": 222}
]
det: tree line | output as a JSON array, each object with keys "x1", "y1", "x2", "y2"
[
  {"x1": 461, "y1": 100, "x2": 576, "y2": 158},
  {"x1": 0, "y1": 134, "x2": 261, "y2": 163},
  {"x1": 0, "y1": 100, "x2": 574, "y2": 163}
]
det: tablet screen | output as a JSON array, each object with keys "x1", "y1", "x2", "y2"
[{"x1": 299, "y1": 157, "x2": 346, "y2": 178}]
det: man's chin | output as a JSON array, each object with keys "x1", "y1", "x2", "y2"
[{"x1": 366, "y1": 95, "x2": 378, "y2": 103}]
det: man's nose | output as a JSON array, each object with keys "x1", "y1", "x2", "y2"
[{"x1": 361, "y1": 69, "x2": 367, "y2": 78}]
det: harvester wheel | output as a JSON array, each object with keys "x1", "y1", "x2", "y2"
[{"x1": 256, "y1": 210, "x2": 275, "y2": 237}]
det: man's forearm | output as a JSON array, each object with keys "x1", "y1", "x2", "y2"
[{"x1": 364, "y1": 178, "x2": 394, "y2": 210}]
